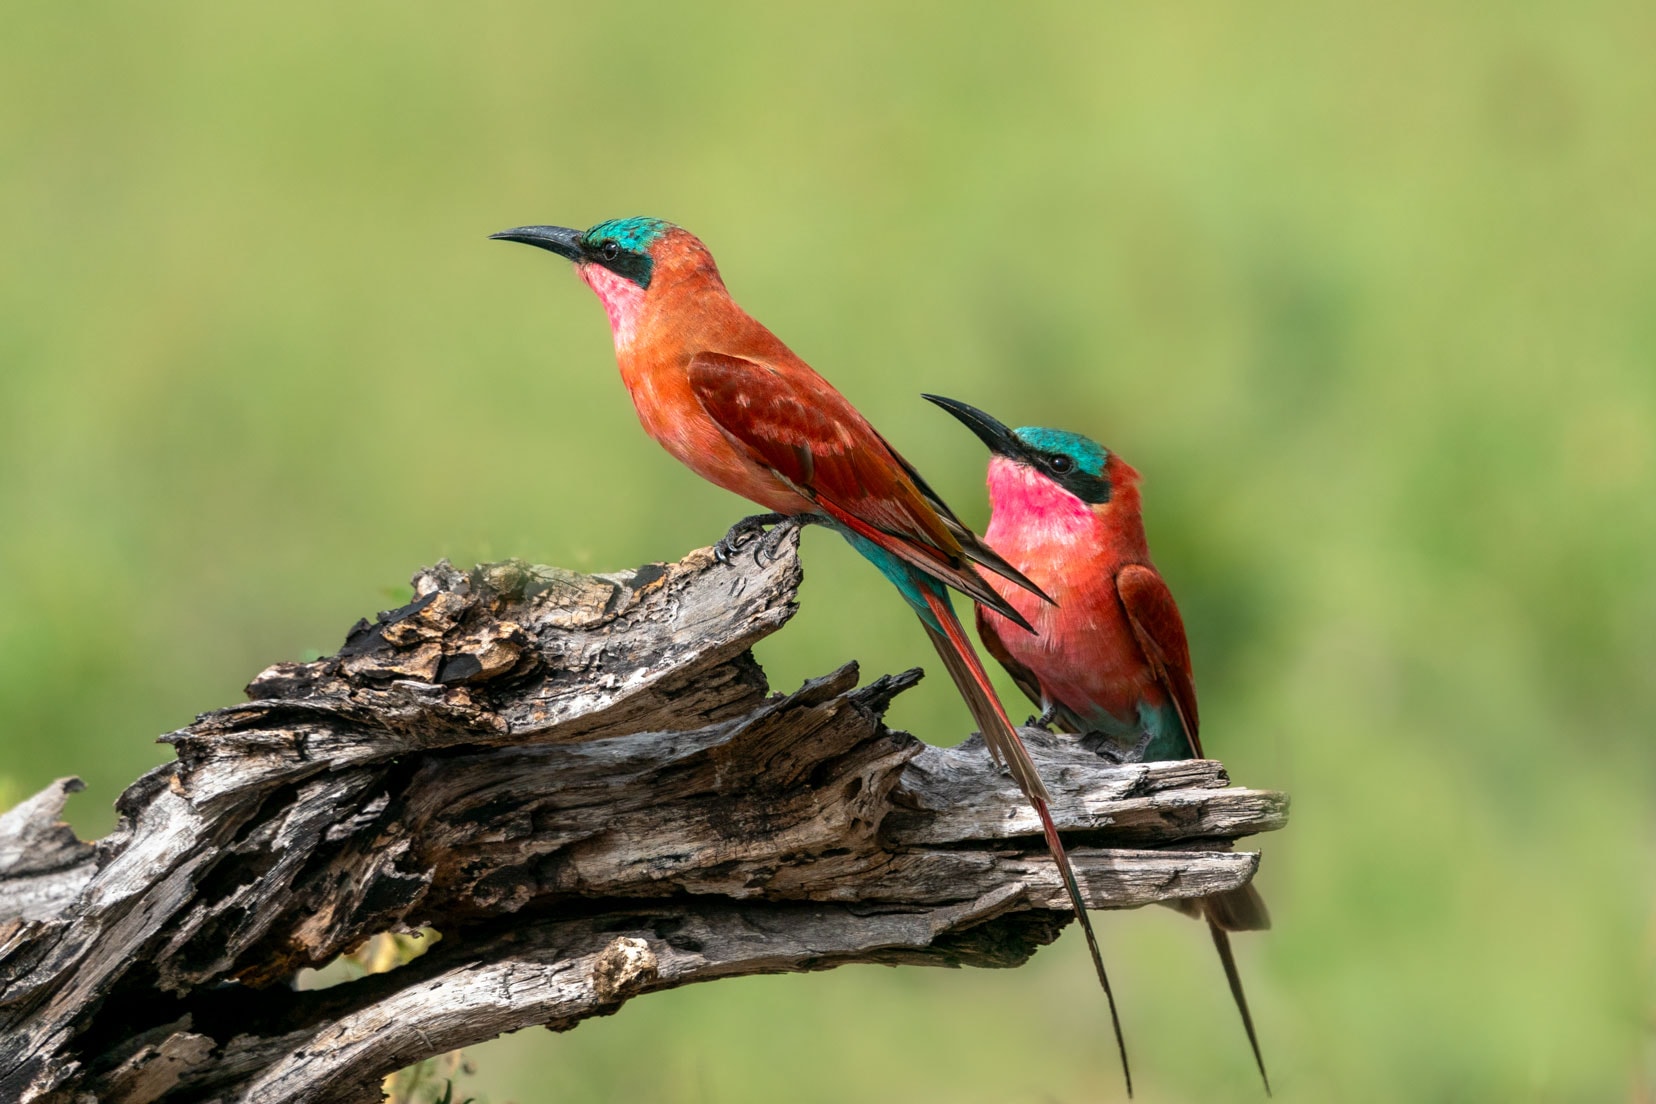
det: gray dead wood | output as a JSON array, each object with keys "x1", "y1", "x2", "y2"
[{"x1": 0, "y1": 520, "x2": 1288, "y2": 1104}]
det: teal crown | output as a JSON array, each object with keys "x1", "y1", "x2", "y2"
[
  {"x1": 582, "y1": 216, "x2": 674, "y2": 253},
  {"x1": 1014, "y1": 426, "x2": 1109, "y2": 478}
]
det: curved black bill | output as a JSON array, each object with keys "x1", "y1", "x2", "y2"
[
  {"x1": 922, "y1": 393, "x2": 1025, "y2": 459},
  {"x1": 489, "y1": 224, "x2": 585, "y2": 262}
]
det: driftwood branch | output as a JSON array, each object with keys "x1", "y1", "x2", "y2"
[{"x1": 0, "y1": 521, "x2": 1288, "y2": 1104}]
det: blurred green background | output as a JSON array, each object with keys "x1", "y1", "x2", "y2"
[{"x1": 3, "y1": 2, "x2": 1652, "y2": 1100}]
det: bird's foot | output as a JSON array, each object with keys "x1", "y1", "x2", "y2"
[
  {"x1": 754, "y1": 515, "x2": 815, "y2": 565},
  {"x1": 1091, "y1": 742, "x2": 1132, "y2": 765},
  {"x1": 1078, "y1": 729, "x2": 1149, "y2": 764},
  {"x1": 1028, "y1": 704, "x2": 1059, "y2": 730},
  {"x1": 713, "y1": 513, "x2": 792, "y2": 566}
]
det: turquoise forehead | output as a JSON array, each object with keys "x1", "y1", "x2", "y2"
[
  {"x1": 1014, "y1": 426, "x2": 1109, "y2": 477},
  {"x1": 582, "y1": 216, "x2": 674, "y2": 252}
]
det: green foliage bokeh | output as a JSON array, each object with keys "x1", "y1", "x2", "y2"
[{"x1": 2, "y1": 3, "x2": 1652, "y2": 1100}]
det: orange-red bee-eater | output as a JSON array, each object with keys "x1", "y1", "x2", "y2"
[
  {"x1": 493, "y1": 218, "x2": 1133, "y2": 1094},
  {"x1": 926, "y1": 394, "x2": 1272, "y2": 1094}
]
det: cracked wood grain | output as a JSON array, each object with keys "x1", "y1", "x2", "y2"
[{"x1": 0, "y1": 519, "x2": 1287, "y2": 1104}]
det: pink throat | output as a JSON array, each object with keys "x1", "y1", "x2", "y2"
[
  {"x1": 984, "y1": 456, "x2": 1100, "y2": 547},
  {"x1": 579, "y1": 264, "x2": 647, "y2": 350}
]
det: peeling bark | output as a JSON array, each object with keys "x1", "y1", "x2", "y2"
[{"x1": 0, "y1": 521, "x2": 1287, "y2": 1104}]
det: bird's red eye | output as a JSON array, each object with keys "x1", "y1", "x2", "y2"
[
  {"x1": 1048, "y1": 455, "x2": 1073, "y2": 474},
  {"x1": 601, "y1": 241, "x2": 620, "y2": 260}
]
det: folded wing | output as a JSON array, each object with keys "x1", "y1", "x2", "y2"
[{"x1": 688, "y1": 351, "x2": 1043, "y2": 625}]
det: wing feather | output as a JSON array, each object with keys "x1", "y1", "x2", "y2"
[
  {"x1": 687, "y1": 351, "x2": 1035, "y2": 625},
  {"x1": 1115, "y1": 563, "x2": 1203, "y2": 759}
]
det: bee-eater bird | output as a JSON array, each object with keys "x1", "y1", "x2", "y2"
[
  {"x1": 925, "y1": 394, "x2": 1272, "y2": 1095},
  {"x1": 491, "y1": 217, "x2": 1133, "y2": 1094}
]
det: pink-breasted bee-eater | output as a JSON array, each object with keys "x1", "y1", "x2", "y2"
[
  {"x1": 492, "y1": 218, "x2": 1134, "y2": 1094},
  {"x1": 925, "y1": 394, "x2": 1272, "y2": 1094}
]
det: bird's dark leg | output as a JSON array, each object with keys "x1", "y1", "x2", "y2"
[
  {"x1": 714, "y1": 513, "x2": 789, "y2": 564},
  {"x1": 1030, "y1": 703, "x2": 1059, "y2": 729},
  {"x1": 1091, "y1": 741, "x2": 1132, "y2": 765},
  {"x1": 753, "y1": 514, "x2": 817, "y2": 565},
  {"x1": 714, "y1": 512, "x2": 819, "y2": 565},
  {"x1": 1078, "y1": 728, "x2": 1154, "y2": 764}
]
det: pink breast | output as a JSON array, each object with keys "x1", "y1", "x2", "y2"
[
  {"x1": 984, "y1": 458, "x2": 1098, "y2": 553},
  {"x1": 980, "y1": 458, "x2": 1151, "y2": 721},
  {"x1": 580, "y1": 264, "x2": 647, "y2": 350}
]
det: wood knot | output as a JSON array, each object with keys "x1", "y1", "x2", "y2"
[{"x1": 591, "y1": 936, "x2": 659, "y2": 1002}]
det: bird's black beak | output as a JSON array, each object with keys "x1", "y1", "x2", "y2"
[
  {"x1": 923, "y1": 394, "x2": 1026, "y2": 460},
  {"x1": 489, "y1": 225, "x2": 586, "y2": 262}
]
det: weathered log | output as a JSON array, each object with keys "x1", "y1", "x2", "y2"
[{"x1": 0, "y1": 520, "x2": 1288, "y2": 1104}]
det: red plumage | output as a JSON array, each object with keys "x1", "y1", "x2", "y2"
[
  {"x1": 1117, "y1": 564, "x2": 1202, "y2": 758},
  {"x1": 967, "y1": 437, "x2": 1272, "y2": 1094},
  {"x1": 975, "y1": 453, "x2": 1186, "y2": 744},
  {"x1": 583, "y1": 230, "x2": 1031, "y2": 621}
]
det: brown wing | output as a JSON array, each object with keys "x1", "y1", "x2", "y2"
[
  {"x1": 1116, "y1": 563, "x2": 1202, "y2": 758},
  {"x1": 687, "y1": 351, "x2": 1030, "y2": 623}
]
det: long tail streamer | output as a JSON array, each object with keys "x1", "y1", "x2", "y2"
[
  {"x1": 1205, "y1": 907, "x2": 1271, "y2": 1095},
  {"x1": 918, "y1": 585, "x2": 1133, "y2": 1098}
]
